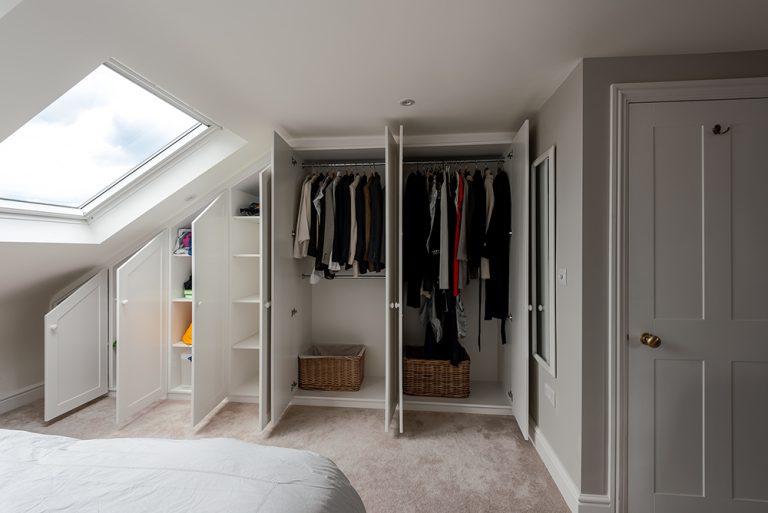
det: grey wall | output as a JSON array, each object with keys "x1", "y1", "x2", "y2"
[
  {"x1": 531, "y1": 61, "x2": 584, "y2": 487},
  {"x1": 580, "y1": 49, "x2": 768, "y2": 495}
]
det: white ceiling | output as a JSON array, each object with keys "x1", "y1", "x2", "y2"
[
  {"x1": 0, "y1": 0, "x2": 767, "y2": 305},
  {"x1": 2, "y1": 0, "x2": 768, "y2": 145}
]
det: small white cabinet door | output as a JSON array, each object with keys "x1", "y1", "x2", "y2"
[
  {"x1": 270, "y1": 132, "x2": 310, "y2": 427},
  {"x1": 116, "y1": 232, "x2": 167, "y2": 425},
  {"x1": 259, "y1": 168, "x2": 272, "y2": 430},
  {"x1": 44, "y1": 269, "x2": 108, "y2": 421},
  {"x1": 192, "y1": 193, "x2": 229, "y2": 426},
  {"x1": 384, "y1": 125, "x2": 402, "y2": 432},
  {"x1": 507, "y1": 120, "x2": 530, "y2": 440}
]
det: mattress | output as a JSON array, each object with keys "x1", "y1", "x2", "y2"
[{"x1": 0, "y1": 429, "x2": 365, "y2": 513}]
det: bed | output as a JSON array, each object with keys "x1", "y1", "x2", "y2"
[{"x1": 0, "y1": 429, "x2": 365, "y2": 513}]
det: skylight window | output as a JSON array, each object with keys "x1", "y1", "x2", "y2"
[{"x1": 0, "y1": 62, "x2": 211, "y2": 213}]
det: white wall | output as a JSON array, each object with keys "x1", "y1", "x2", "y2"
[{"x1": 531, "y1": 61, "x2": 584, "y2": 488}]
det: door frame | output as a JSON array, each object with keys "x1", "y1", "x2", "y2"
[{"x1": 608, "y1": 77, "x2": 768, "y2": 512}]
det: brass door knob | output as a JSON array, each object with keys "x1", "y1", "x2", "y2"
[{"x1": 640, "y1": 332, "x2": 662, "y2": 348}]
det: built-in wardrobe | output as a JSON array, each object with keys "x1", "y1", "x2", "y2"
[
  {"x1": 43, "y1": 124, "x2": 530, "y2": 438},
  {"x1": 43, "y1": 166, "x2": 272, "y2": 429},
  {"x1": 271, "y1": 122, "x2": 530, "y2": 438}
]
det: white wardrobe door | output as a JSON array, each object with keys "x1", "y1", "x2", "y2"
[
  {"x1": 116, "y1": 232, "x2": 167, "y2": 425},
  {"x1": 44, "y1": 269, "x2": 108, "y2": 421},
  {"x1": 384, "y1": 125, "x2": 402, "y2": 432},
  {"x1": 270, "y1": 131, "x2": 310, "y2": 427},
  {"x1": 259, "y1": 168, "x2": 272, "y2": 431},
  {"x1": 192, "y1": 193, "x2": 229, "y2": 426},
  {"x1": 506, "y1": 120, "x2": 530, "y2": 440}
]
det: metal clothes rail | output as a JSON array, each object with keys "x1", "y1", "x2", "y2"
[{"x1": 300, "y1": 157, "x2": 506, "y2": 169}]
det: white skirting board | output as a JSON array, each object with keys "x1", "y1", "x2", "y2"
[
  {"x1": 0, "y1": 382, "x2": 43, "y2": 415},
  {"x1": 528, "y1": 419, "x2": 612, "y2": 513}
]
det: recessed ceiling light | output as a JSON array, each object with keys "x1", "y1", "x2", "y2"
[{"x1": 399, "y1": 98, "x2": 415, "y2": 107}]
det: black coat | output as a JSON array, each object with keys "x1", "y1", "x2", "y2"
[
  {"x1": 403, "y1": 173, "x2": 430, "y2": 307},
  {"x1": 484, "y1": 170, "x2": 511, "y2": 323}
]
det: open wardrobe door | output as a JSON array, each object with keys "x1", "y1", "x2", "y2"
[
  {"x1": 191, "y1": 193, "x2": 228, "y2": 427},
  {"x1": 384, "y1": 125, "x2": 402, "y2": 432},
  {"x1": 44, "y1": 269, "x2": 108, "y2": 421},
  {"x1": 259, "y1": 167, "x2": 273, "y2": 430},
  {"x1": 507, "y1": 120, "x2": 530, "y2": 440},
  {"x1": 270, "y1": 131, "x2": 309, "y2": 427},
  {"x1": 116, "y1": 231, "x2": 167, "y2": 425}
]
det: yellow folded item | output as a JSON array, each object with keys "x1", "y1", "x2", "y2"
[{"x1": 181, "y1": 323, "x2": 192, "y2": 345}]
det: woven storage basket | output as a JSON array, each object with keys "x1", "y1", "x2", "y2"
[
  {"x1": 298, "y1": 344, "x2": 365, "y2": 391},
  {"x1": 403, "y1": 346, "x2": 470, "y2": 398}
]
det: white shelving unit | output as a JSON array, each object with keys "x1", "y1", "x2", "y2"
[
  {"x1": 168, "y1": 217, "x2": 195, "y2": 398},
  {"x1": 228, "y1": 177, "x2": 264, "y2": 405}
]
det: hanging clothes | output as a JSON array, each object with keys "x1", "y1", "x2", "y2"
[
  {"x1": 480, "y1": 169, "x2": 495, "y2": 279},
  {"x1": 484, "y1": 170, "x2": 511, "y2": 343},
  {"x1": 292, "y1": 169, "x2": 385, "y2": 282}
]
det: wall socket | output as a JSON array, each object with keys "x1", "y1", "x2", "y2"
[{"x1": 544, "y1": 382, "x2": 556, "y2": 408}]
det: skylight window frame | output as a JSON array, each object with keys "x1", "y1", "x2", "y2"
[{"x1": 0, "y1": 59, "x2": 219, "y2": 221}]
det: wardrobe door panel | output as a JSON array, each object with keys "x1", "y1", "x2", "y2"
[
  {"x1": 259, "y1": 168, "x2": 272, "y2": 430},
  {"x1": 44, "y1": 270, "x2": 108, "y2": 421},
  {"x1": 116, "y1": 232, "x2": 167, "y2": 425},
  {"x1": 192, "y1": 193, "x2": 229, "y2": 426},
  {"x1": 384, "y1": 125, "x2": 402, "y2": 432},
  {"x1": 506, "y1": 120, "x2": 530, "y2": 440},
  {"x1": 397, "y1": 125, "x2": 404, "y2": 434},
  {"x1": 270, "y1": 132, "x2": 310, "y2": 427}
]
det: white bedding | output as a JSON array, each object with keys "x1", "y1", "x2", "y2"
[{"x1": 0, "y1": 429, "x2": 365, "y2": 513}]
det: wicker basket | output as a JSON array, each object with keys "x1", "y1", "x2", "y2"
[
  {"x1": 403, "y1": 346, "x2": 470, "y2": 398},
  {"x1": 298, "y1": 345, "x2": 365, "y2": 391}
]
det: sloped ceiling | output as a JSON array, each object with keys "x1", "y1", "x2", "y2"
[{"x1": 0, "y1": 0, "x2": 768, "y2": 303}]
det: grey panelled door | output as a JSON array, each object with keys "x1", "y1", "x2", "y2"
[{"x1": 628, "y1": 98, "x2": 768, "y2": 513}]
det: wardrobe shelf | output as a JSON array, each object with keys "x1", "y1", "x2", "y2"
[
  {"x1": 172, "y1": 253, "x2": 191, "y2": 258},
  {"x1": 232, "y1": 216, "x2": 261, "y2": 221},
  {"x1": 233, "y1": 295, "x2": 261, "y2": 304},
  {"x1": 169, "y1": 385, "x2": 192, "y2": 395},
  {"x1": 403, "y1": 381, "x2": 513, "y2": 416},
  {"x1": 232, "y1": 253, "x2": 261, "y2": 258},
  {"x1": 172, "y1": 298, "x2": 192, "y2": 303},
  {"x1": 292, "y1": 376, "x2": 385, "y2": 409},
  {"x1": 233, "y1": 335, "x2": 260, "y2": 350},
  {"x1": 172, "y1": 341, "x2": 190, "y2": 348}
]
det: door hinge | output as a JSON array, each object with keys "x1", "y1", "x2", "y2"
[
  {"x1": 291, "y1": 308, "x2": 298, "y2": 317},
  {"x1": 507, "y1": 390, "x2": 513, "y2": 402},
  {"x1": 291, "y1": 156, "x2": 297, "y2": 166},
  {"x1": 507, "y1": 151, "x2": 513, "y2": 159},
  {"x1": 291, "y1": 381, "x2": 297, "y2": 392}
]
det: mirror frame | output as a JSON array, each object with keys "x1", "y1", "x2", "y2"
[{"x1": 530, "y1": 146, "x2": 556, "y2": 377}]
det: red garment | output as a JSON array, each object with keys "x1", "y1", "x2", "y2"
[{"x1": 453, "y1": 176, "x2": 464, "y2": 296}]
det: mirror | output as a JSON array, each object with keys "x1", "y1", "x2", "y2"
[{"x1": 530, "y1": 146, "x2": 556, "y2": 376}]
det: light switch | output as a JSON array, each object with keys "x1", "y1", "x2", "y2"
[
  {"x1": 544, "y1": 382, "x2": 556, "y2": 408},
  {"x1": 557, "y1": 268, "x2": 567, "y2": 286}
]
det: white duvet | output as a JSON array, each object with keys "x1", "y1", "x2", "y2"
[{"x1": 0, "y1": 429, "x2": 365, "y2": 513}]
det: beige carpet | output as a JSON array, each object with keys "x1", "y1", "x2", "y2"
[{"x1": 0, "y1": 398, "x2": 568, "y2": 513}]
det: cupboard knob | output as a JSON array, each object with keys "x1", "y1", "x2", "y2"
[
  {"x1": 389, "y1": 302, "x2": 395, "y2": 309},
  {"x1": 528, "y1": 305, "x2": 533, "y2": 312},
  {"x1": 121, "y1": 299, "x2": 128, "y2": 305},
  {"x1": 49, "y1": 324, "x2": 58, "y2": 331},
  {"x1": 197, "y1": 301, "x2": 203, "y2": 307},
  {"x1": 537, "y1": 305, "x2": 543, "y2": 312}
]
